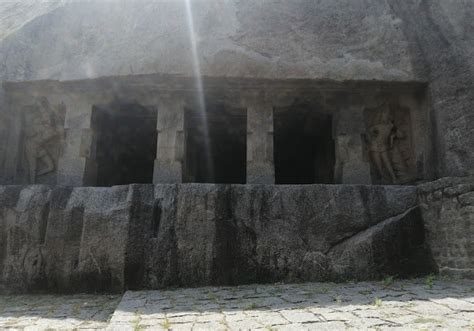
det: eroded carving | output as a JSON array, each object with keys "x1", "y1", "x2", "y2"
[
  {"x1": 365, "y1": 102, "x2": 415, "y2": 184},
  {"x1": 21, "y1": 97, "x2": 65, "y2": 184}
]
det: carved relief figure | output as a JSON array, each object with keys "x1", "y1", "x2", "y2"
[
  {"x1": 366, "y1": 105, "x2": 406, "y2": 184},
  {"x1": 22, "y1": 97, "x2": 64, "y2": 183}
]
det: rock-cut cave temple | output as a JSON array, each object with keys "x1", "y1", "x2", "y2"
[{"x1": 0, "y1": 0, "x2": 473, "y2": 293}]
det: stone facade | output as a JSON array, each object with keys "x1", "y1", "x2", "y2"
[
  {"x1": 0, "y1": 77, "x2": 431, "y2": 187},
  {"x1": 0, "y1": 0, "x2": 472, "y2": 178}
]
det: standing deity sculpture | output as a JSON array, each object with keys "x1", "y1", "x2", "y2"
[
  {"x1": 366, "y1": 105, "x2": 405, "y2": 184},
  {"x1": 22, "y1": 97, "x2": 64, "y2": 183}
]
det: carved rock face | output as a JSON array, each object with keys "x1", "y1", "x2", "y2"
[{"x1": 0, "y1": 184, "x2": 435, "y2": 293}]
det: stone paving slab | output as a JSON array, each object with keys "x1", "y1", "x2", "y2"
[
  {"x1": 1, "y1": 279, "x2": 474, "y2": 330},
  {"x1": 0, "y1": 294, "x2": 121, "y2": 330},
  {"x1": 109, "y1": 279, "x2": 474, "y2": 331}
]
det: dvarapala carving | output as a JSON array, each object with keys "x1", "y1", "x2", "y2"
[
  {"x1": 21, "y1": 97, "x2": 65, "y2": 184},
  {"x1": 364, "y1": 102, "x2": 415, "y2": 184}
]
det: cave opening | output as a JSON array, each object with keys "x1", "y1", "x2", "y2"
[
  {"x1": 185, "y1": 103, "x2": 247, "y2": 184},
  {"x1": 93, "y1": 102, "x2": 157, "y2": 186},
  {"x1": 274, "y1": 105, "x2": 335, "y2": 184}
]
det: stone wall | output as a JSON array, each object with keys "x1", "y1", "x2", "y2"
[
  {"x1": 418, "y1": 177, "x2": 474, "y2": 279},
  {"x1": 0, "y1": 184, "x2": 433, "y2": 293}
]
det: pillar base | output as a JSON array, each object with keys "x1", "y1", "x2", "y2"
[
  {"x1": 247, "y1": 163, "x2": 275, "y2": 184},
  {"x1": 57, "y1": 157, "x2": 97, "y2": 186},
  {"x1": 153, "y1": 160, "x2": 182, "y2": 184}
]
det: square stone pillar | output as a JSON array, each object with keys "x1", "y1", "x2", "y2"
[
  {"x1": 246, "y1": 99, "x2": 275, "y2": 184},
  {"x1": 2, "y1": 100, "x2": 27, "y2": 184},
  {"x1": 57, "y1": 98, "x2": 97, "y2": 186},
  {"x1": 153, "y1": 96, "x2": 185, "y2": 184},
  {"x1": 334, "y1": 105, "x2": 371, "y2": 184}
]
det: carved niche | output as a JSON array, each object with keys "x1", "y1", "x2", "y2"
[
  {"x1": 364, "y1": 100, "x2": 416, "y2": 185},
  {"x1": 20, "y1": 97, "x2": 65, "y2": 184}
]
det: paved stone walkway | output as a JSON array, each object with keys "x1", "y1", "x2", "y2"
[
  {"x1": 1, "y1": 279, "x2": 474, "y2": 330},
  {"x1": 0, "y1": 294, "x2": 120, "y2": 330}
]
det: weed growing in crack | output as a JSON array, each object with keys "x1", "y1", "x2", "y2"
[
  {"x1": 207, "y1": 291, "x2": 218, "y2": 303},
  {"x1": 359, "y1": 290, "x2": 372, "y2": 296},
  {"x1": 161, "y1": 317, "x2": 171, "y2": 329},
  {"x1": 382, "y1": 276, "x2": 395, "y2": 288},
  {"x1": 244, "y1": 302, "x2": 260, "y2": 310},
  {"x1": 414, "y1": 317, "x2": 440, "y2": 324},
  {"x1": 426, "y1": 274, "x2": 436, "y2": 289}
]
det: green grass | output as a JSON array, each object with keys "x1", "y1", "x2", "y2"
[
  {"x1": 414, "y1": 317, "x2": 440, "y2": 324},
  {"x1": 374, "y1": 297, "x2": 383, "y2": 308},
  {"x1": 382, "y1": 276, "x2": 395, "y2": 288}
]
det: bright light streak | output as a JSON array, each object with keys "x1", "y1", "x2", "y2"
[{"x1": 184, "y1": 0, "x2": 214, "y2": 181}]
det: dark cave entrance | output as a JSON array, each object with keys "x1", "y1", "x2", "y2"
[
  {"x1": 185, "y1": 103, "x2": 247, "y2": 184},
  {"x1": 93, "y1": 103, "x2": 157, "y2": 186},
  {"x1": 274, "y1": 105, "x2": 335, "y2": 184}
]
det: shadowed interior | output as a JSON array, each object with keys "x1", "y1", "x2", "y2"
[
  {"x1": 274, "y1": 105, "x2": 335, "y2": 184},
  {"x1": 185, "y1": 103, "x2": 247, "y2": 184},
  {"x1": 93, "y1": 103, "x2": 157, "y2": 186}
]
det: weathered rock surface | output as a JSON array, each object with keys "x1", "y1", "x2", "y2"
[
  {"x1": 0, "y1": 184, "x2": 432, "y2": 293},
  {"x1": 388, "y1": 0, "x2": 474, "y2": 178},
  {"x1": 0, "y1": 0, "x2": 413, "y2": 82},
  {"x1": 418, "y1": 177, "x2": 474, "y2": 279}
]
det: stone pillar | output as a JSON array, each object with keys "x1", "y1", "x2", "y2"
[
  {"x1": 246, "y1": 98, "x2": 275, "y2": 184},
  {"x1": 57, "y1": 97, "x2": 97, "y2": 186},
  {"x1": 2, "y1": 101, "x2": 24, "y2": 184},
  {"x1": 334, "y1": 105, "x2": 371, "y2": 184},
  {"x1": 153, "y1": 96, "x2": 185, "y2": 183}
]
